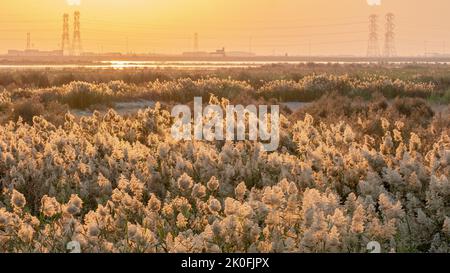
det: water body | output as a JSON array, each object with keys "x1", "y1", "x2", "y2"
[
  {"x1": 71, "y1": 100, "x2": 310, "y2": 117},
  {"x1": 0, "y1": 60, "x2": 449, "y2": 70}
]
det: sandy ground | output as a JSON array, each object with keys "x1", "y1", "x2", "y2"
[
  {"x1": 432, "y1": 104, "x2": 450, "y2": 115},
  {"x1": 72, "y1": 100, "x2": 311, "y2": 116},
  {"x1": 72, "y1": 100, "x2": 155, "y2": 116},
  {"x1": 281, "y1": 102, "x2": 311, "y2": 112},
  {"x1": 71, "y1": 100, "x2": 447, "y2": 117}
]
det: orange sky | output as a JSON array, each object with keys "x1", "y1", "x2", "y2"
[{"x1": 0, "y1": 0, "x2": 449, "y2": 56}]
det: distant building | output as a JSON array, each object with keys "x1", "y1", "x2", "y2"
[
  {"x1": 427, "y1": 52, "x2": 449, "y2": 57},
  {"x1": 100, "y1": 52, "x2": 123, "y2": 57},
  {"x1": 182, "y1": 48, "x2": 227, "y2": 57},
  {"x1": 227, "y1": 51, "x2": 256, "y2": 57},
  {"x1": 182, "y1": 51, "x2": 209, "y2": 57},
  {"x1": 81, "y1": 52, "x2": 97, "y2": 56},
  {"x1": 210, "y1": 47, "x2": 226, "y2": 57},
  {"x1": 7, "y1": 49, "x2": 63, "y2": 57}
]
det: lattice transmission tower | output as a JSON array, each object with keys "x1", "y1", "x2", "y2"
[
  {"x1": 61, "y1": 13, "x2": 71, "y2": 55},
  {"x1": 26, "y1": 33, "x2": 31, "y2": 50},
  {"x1": 367, "y1": 14, "x2": 380, "y2": 57},
  {"x1": 194, "y1": 32, "x2": 199, "y2": 52},
  {"x1": 72, "y1": 11, "x2": 82, "y2": 56},
  {"x1": 383, "y1": 13, "x2": 396, "y2": 57}
]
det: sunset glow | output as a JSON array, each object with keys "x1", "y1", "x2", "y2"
[{"x1": 0, "y1": 1, "x2": 449, "y2": 57}]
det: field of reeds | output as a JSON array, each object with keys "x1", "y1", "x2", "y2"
[{"x1": 0, "y1": 64, "x2": 449, "y2": 253}]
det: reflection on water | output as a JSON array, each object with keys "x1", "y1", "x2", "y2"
[{"x1": 0, "y1": 60, "x2": 449, "y2": 70}]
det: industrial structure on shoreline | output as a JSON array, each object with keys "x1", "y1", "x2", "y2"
[{"x1": 7, "y1": 11, "x2": 83, "y2": 57}]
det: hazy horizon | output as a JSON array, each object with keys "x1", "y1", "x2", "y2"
[{"x1": 1, "y1": 0, "x2": 450, "y2": 56}]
